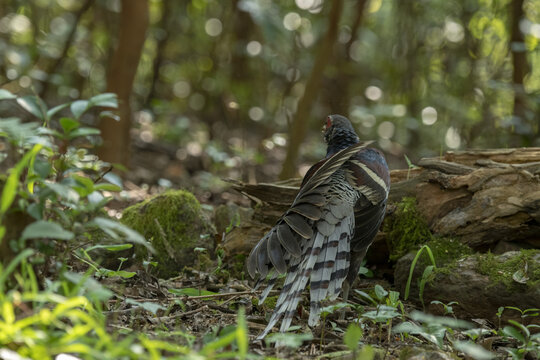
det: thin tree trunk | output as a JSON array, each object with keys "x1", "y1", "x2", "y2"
[
  {"x1": 39, "y1": 0, "x2": 94, "y2": 98},
  {"x1": 509, "y1": 0, "x2": 532, "y2": 145},
  {"x1": 144, "y1": 0, "x2": 173, "y2": 107},
  {"x1": 279, "y1": 0, "x2": 344, "y2": 179},
  {"x1": 328, "y1": 0, "x2": 368, "y2": 114},
  {"x1": 98, "y1": 0, "x2": 149, "y2": 167}
]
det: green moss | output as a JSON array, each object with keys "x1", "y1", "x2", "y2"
[
  {"x1": 476, "y1": 249, "x2": 540, "y2": 289},
  {"x1": 121, "y1": 190, "x2": 213, "y2": 278},
  {"x1": 425, "y1": 237, "x2": 472, "y2": 267},
  {"x1": 385, "y1": 197, "x2": 433, "y2": 261}
]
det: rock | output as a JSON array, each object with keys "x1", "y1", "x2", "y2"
[
  {"x1": 395, "y1": 249, "x2": 540, "y2": 325},
  {"x1": 213, "y1": 203, "x2": 254, "y2": 235},
  {"x1": 121, "y1": 190, "x2": 214, "y2": 278}
]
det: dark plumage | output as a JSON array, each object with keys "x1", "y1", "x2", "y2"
[{"x1": 247, "y1": 114, "x2": 390, "y2": 339}]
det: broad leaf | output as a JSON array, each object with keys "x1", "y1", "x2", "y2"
[
  {"x1": 125, "y1": 298, "x2": 166, "y2": 314},
  {"x1": 168, "y1": 288, "x2": 217, "y2": 297},
  {"x1": 59, "y1": 117, "x2": 80, "y2": 134},
  {"x1": 47, "y1": 103, "x2": 70, "y2": 119},
  {"x1": 21, "y1": 220, "x2": 74, "y2": 241},
  {"x1": 85, "y1": 244, "x2": 133, "y2": 252},
  {"x1": 17, "y1": 96, "x2": 46, "y2": 120},
  {"x1": 0, "y1": 89, "x2": 16, "y2": 100},
  {"x1": 70, "y1": 100, "x2": 89, "y2": 118},
  {"x1": 68, "y1": 127, "x2": 101, "y2": 139},
  {"x1": 89, "y1": 93, "x2": 118, "y2": 108},
  {"x1": 94, "y1": 183, "x2": 122, "y2": 192},
  {"x1": 90, "y1": 217, "x2": 152, "y2": 250},
  {"x1": 344, "y1": 323, "x2": 363, "y2": 351},
  {"x1": 453, "y1": 341, "x2": 495, "y2": 360}
]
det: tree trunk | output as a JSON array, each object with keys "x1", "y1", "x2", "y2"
[
  {"x1": 509, "y1": 0, "x2": 532, "y2": 145},
  {"x1": 98, "y1": 0, "x2": 149, "y2": 167},
  {"x1": 279, "y1": 0, "x2": 344, "y2": 179}
]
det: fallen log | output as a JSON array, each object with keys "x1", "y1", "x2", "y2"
[{"x1": 222, "y1": 147, "x2": 540, "y2": 255}]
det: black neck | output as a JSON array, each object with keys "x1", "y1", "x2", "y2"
[{"x1": 326, "y1": 129, "x2": 360, "y2": 157}]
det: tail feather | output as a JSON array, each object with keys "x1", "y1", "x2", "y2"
[
  {"x1": 308, "y1": 214, "x2": 353, "y2": 326},
  {"x1": 328, "y1": 231, "x2": 351, "y2": 300},
  {"x1": 257, "y1": 232, "x2": 324, "y2": 339}
]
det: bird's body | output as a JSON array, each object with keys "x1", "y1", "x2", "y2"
[{"x1": 247, "y1": 115, "x2": 390, "y2": 339}]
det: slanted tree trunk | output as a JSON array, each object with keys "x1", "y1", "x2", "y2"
[
  {"x1": 509, "y1": 0, "x2": 533, "y2": 146},
  {"x1": 280, "y1": 0, "x2": 344, "y2": 179},
  {"x1": 98, "y1": 0, "x2": 149, "y2": 167}
]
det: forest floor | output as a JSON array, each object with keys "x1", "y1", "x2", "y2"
[{"x1": 96, "y1": 144, "x2": 533, "y2": 359}]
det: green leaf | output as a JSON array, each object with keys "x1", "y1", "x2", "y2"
[
  {"x1": 85, "y1": 244, "x2": 133, "y2": 252},
  {"x1": 21, "y1": 220, "x2": 74, "y2": 241},
  {"x1": 168, "y1": 288, "x2": 217, "y2": 297},
  {"x1": 94, "y1": 183, "x2": 122, "y2": 192},
  {"x1": 63, "y1": 271, "x2": 113, "y2": 301},
  {"x1": 265, "y1": 332, "x2": 313, "y2": 348},
  {"x1": 98, "y1": 268, "x2": 137, "y2": 278},
  {"x1": 59, "y1": 117, "x2": 80, "y2": 134},
  {"x1": 0, "y1": 144, "x2": 43, "y2": 215},
  {"x1": 0, "y1": 89, "x2": 16, "y2": 100},
  {"x1": 99, "y1": 110, "x2": 120, "y2": 121},
  {"x1": 512, "y1": 267, "x2": 529, "y2": 284},
  {"x1": 72, "y1": 174, "x2": 95, "y2": 193},
  {"x1": 453, "y1": 341, "x2": 495, "y2": 360},
  {"x1": 0, "y1": 249, "x2": 34, "y2": 292},
  {"x1": 45, "y1": 182, "x2": 80, "y2": 203},
  {"x1": 70, "y1": 100, "x2": 89, "y2": 118},
  {"x1": 125, "y1": 298, "x2": 166, "y2": 314},
  {"x1": 374, "y1": 284, "x2": 388, "y2": 301},
  {"x1": 68, "y1": 127, "x2": 101, "y2": 139},
  {"x1": 47, "y1": 102, "x2": 70, "y2": 119},
  {"x1": 89, "y1": 217, "x2": 152, "y2": 250},
  {"x1": 1, "y1": 168, "x2": 20, "y2": 214},
  {"x1": 89, "y1": 93, "x2": 118, "y2": 108},
  {"x1": 320, "y1": 302, "x2": 349, "y2": 317},
  {"x1": 344, "y1": 323, "x2": 363, "y2": 351},
  {"x1": 17, "y1": 96, "x2": 46, "y2": 120}
]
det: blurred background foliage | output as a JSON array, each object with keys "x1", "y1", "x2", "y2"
[{"x1": 1, "y1": 0, "x2": 539, "y2": 184}]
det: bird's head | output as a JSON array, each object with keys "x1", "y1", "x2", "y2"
[{"x1": 323, "y1": 115, "x2": 359, "y2": 147}]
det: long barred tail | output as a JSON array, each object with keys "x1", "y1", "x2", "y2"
[
  {"x1": 308, "y1": 213, "x2": 354, "y2": 326},
  {"x1": 257, "y1": 231, "x2": 324, "y2": 339}
]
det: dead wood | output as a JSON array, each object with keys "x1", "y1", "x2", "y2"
[{"x1": 223, "y1": 147, "x2": 540, "y2": 256}]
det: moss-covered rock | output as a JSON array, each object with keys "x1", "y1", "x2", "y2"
[
  {"x1": 476, "y1": 250, "x2": 540, "y2": 289},
  {"x1": 395, "y1": 250, "x2": 540, "y2": 324},
  {"x1": 385, "y1": 197, "x2": 434, "y2": 261},
  {"x1": 121, "y1": 190, "x2": 214, "y2": 278}
]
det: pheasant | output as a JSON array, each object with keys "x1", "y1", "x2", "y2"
[{"x1": 247, "y1": 114, "x2": 390, "y2": 339}]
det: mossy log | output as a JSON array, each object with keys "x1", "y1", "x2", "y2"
[{"x1": 223, "y1": 147, "x2": 540, "y2": 255}]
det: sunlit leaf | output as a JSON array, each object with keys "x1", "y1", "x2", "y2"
[
  {"x1": 17, "y1": 96, "x2": 46, "y2": 120},
  {"x1": 0, "y1": 89, "x2": 16, "y2": 100},
  {"x1": 21, "y1": 220, "x2": 74, "y2": 241},
  {"x1": 59, "y1": 117, "x2": 80, "y2": 133},
  {"x1": 90, "y1": 93, "x2": 118, "y2": 108},
  {"x1": 344, "y1": 323, "x2": 363, "y2": 351},
  {"x1": 374, "y1": 284, "x2": 388, "y2": 300},
  {"x1": 85, "y1": 244, "x2": 133, "y2": 252},
  {"x1": 453, "y1": 341, "x2": 495, "y2": 360},
  {"x1": 94, "y1": 183, "x2": 122, "y2": 192},
  {"x1": 90, "y1": 217, "x2": 152, "y2": 250},
  {"x1": 71, "y1": 100, "x2": 89, "y2": 118},
  {"x1": 168, "y1": 288, "x2": 217, "y2": 296},
  {"x1": 265, "y1": 332, "x2": 312, "y2": 348},
  {"x1": 125, "y1": 298, "x2": 166, "y2": 314},
  {"x1": 47, "y1": 103, "x2": 70, "y2": 119},
  {"x1": 68, "y1": 127, "x2": 101, "y2": 139}
]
